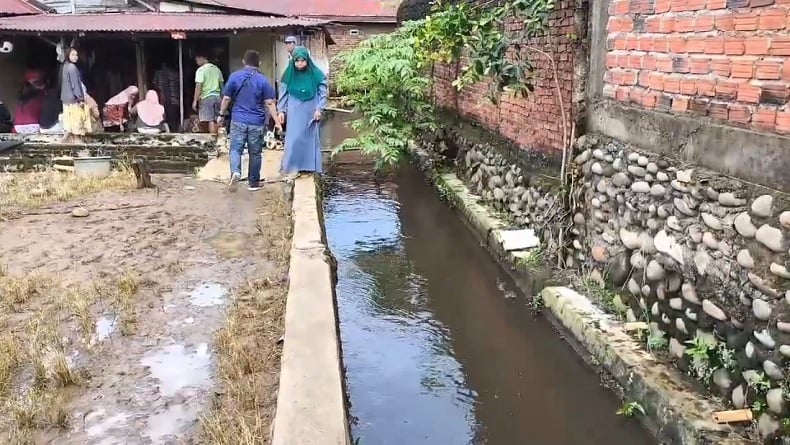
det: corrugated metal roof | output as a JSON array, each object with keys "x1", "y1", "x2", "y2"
[
  {"x1": 0, "y1": 0, "x2": 49, "y2": 16},
  {"x1": 181, "y1": 0, "x2": 398, "y2": 21},
  {"x1": 0, "y1": 12, "x2": 328, "y2": 32}
]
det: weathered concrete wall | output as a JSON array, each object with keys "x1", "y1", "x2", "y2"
[
  {"x1": 571, "y1": 133, "x2": 790, "y2": 439},
  {"x1": 272, "y1": 175, "x2": 350, "y2": 445},
  {"x1": 229, "y1": 32, "x2": 277, "y2": 81}
]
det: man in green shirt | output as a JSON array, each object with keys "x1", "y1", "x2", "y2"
[{"x1": 192, "y1": 51, "x2": 224, "y2": 134}]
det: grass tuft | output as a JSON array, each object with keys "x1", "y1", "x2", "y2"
[{"x1": 0, "y1": 163, "x2": 135, "y2": 218}]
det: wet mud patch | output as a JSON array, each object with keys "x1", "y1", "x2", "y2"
[{"x1": 0, "y1": 175, "x2": 289, "y2": 444}]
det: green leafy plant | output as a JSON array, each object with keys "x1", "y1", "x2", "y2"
[
  {"x1": 527, "y1": 295, "x2": 544, "y2": 313},
  {"x1": 646, "y1": 332, "x2": 668, "y2": 352},
  {"x1": 334, "y1": 22, "x2": 436, "y2": 170},
  {"x1": 684, "y1": 337, "x2": 737, "y2": 383},
  {"x1": 617, "y1": 401, "x2": 646, "y2": 417},
  {"x1": 515, "y1": 248, "x2": 544, "y2": 268},
  {"x1": 333, "y1": 0, "x2": 557, "y2": 167}
]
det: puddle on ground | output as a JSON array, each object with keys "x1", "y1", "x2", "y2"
[
  {"x1": 95, "y1": 316, "x2": 117, "y2": 342},
  {"x1": 85, "y1": 411, "x2": 129, "y2": 441},
  {"x1": 140, "y1": 343, "x2": 211, "y2": 398},
  {"x1": 189, "y1": 282, "x2": 226, "y2": 307},
  {"x1": 144, "y1": 403, "x2": 200, "y2": 443}
]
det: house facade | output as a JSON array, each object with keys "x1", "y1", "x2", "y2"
[{"x1": 0, "y1": 0, "x2": 333, "y2": 131}]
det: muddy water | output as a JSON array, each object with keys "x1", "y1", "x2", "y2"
[{"x1": 322, "y1": 116, "x2": 655, "y2": 445}]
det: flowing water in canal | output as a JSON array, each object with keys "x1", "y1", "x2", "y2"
[{"x1": 321, "y1": 115, "x2": 655, "y2": 445}]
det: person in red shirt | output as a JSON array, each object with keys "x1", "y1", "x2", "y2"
[{"x1": 13, "y1": 69, "x2": 47, "y2": 134}]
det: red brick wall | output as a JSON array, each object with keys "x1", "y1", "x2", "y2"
[
  {"x1": 605, "y1": 0, "x2": 790, "y2": 134},
  {"x1": 431, "y1": 1, "x2": 584, "y2": 154},
  {"x1": 326, "y1": 23, "x2": 396, "y2": 87}
]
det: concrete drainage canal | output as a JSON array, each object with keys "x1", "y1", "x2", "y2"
[{"x1": 321, "y1": 116, "x2": 656, "y2": 445}]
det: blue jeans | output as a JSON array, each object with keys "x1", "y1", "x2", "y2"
[{"x1": 229, "y1": 121, "x2": 264, "y2": 185}]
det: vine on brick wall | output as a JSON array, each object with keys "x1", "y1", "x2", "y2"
[{"x1": 334, "y1": 0, "x2": 556, "y2": 167}]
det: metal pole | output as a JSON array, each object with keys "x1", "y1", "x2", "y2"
[{"x1": 178, "y1": 40, "x2": 184, "y2": 131}]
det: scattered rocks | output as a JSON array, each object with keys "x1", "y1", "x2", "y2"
[
  {"x1": 637, "y1": 156, "x2": 649, "y2": 167},
  {"x1": 591, "y1": 162, "x2": 604, "y2": 175},
  {"x1": 646, "y1": 260, "x2": 665, "y2": 281},
  {"x1": 649, "y1": 184, "x2": 666, "y2": 197},
  {"x1": 719, "y1": 193, "x2": 747, "y2": 207},
  {"x1": 669, "y1": 337, "x2": 685, "y2": 358},
  {"x1": 755, "y1": 224, "x2": 785, "y2": 252},
  {"x1": 701, "y1": 213, "x2": 723, "y2": 231},
  {"x1": 702, "y1": 299, "x2": 727, "y2": 321},
  {"x1": 669, "y1": 298, "x2": 683, "y2": 310},
  {"x1": 764, "y1": 360, "x2": 784, "y2": 380},
  {"x1": 713, "y1": 368, "x2": 732, "y2": 390},
  {"x1": 767, "y1": 388, "x2": 784, "y2": 414},
  {"x1": 667, "y1": 216, "x2": 682, "y2": 232},
  {"x1": 676, "y1": 169, "x2": 693, "y2": 183},
  {"x1": 620, "y1": 228, "x2": 642, "y2": 250},
  {"x1": 627, "y1": 165, "x2": 646, "y2": 177},
  {"x1": 30, "y1": 188, "x2": 46, "y2": 197},
  {"x1": 591, "y1": 245, "x2": 609, "y2": 263},
  {"x1": 655, "y1": 230, "x2": 684, "y2": 265},
  {"x1": 674, "y1": 198, "x2": 697, "y2": 217},
  {"x1": 751, "y1": 194, "x2": 774, "y2": 218},
  {"x1": 748, "y1": 273, "x2": 780, "y2": 299},
  {"x1": 770, "y1": 263, "x2": 790, "y2": 279},
  {"x1": 753, "y1": 299, "x2": 772, "y2": 321},
  {"x1": 734, "y1": 212, "x2": 757, "y2": 238},
  {"x1": 656, "y1": 172, "x2": 669, "y2": 182},
  {"x1": 732, "y1": 384, "x2": 746, "y2": 408},
  {"x1": 780, "y1": 211, "x2": 790, "y2": 229},
  {"x1": 758, "y1": 413, "x2": 780, "y2": 437},
  {"x1": 754, "y1": 329, "x2": 776, "y2": 349},
  {"x1": 682, "y1": 283, "x2": 700, "y2": 304},
  {"x1": 631, "y1": 181, "x2": 651, "y2": 193},
  {"x1": 736, "y1": 249, "x2": 755, "y2": 269},
  {"x1": 71, "y1": 207, "x2": 90, "y2": 218},
  {"x1": 612, "y1": 172, "x2": 631, "y2": 187},
  {"x1": 702, "y1": 232, "x2": 718, "y2": 250}
]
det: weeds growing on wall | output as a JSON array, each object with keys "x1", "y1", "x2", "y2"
[{"x1": 334, "y1": 0, "x2": 556, "y2": 168}]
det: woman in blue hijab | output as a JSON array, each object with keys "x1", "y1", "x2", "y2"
[{"x1": 278, "y1": 46, "x2": 327, "y2": 178}]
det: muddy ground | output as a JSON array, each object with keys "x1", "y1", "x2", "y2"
[{"x1": 0, "y1": 173, "x2": 289, "y2": 444}]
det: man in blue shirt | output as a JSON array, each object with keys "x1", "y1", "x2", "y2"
[{"x1": 218, "y1": 50, "x2": 282, "y2": 192}]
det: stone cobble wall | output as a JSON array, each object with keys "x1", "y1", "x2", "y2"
[
  {"x1": 571, "y1": 134, "x2": 790, "y2": 439},
  {"x1": 605, "y1": 0, "x2": 790, "y2": 134},
  {"x1": 431, "y1": 0, "x2": 585, "y2": 154},
  {"x1": 0, "y1": 133, "x2": 217, "y2": 173}
]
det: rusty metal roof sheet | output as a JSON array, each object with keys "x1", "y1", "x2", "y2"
[
  {"x1": 0, "y1": 12, "x2": 327, "y2": 32},
  {"x1": 181, "y1": 0, "x2": 397, "y2": 21},
  {"x1": 0, "y1": 0, "x2": 49, "y2": 16}
]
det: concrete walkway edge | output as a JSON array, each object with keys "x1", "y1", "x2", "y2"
[
  {"x1": 409, "y1": 144, "x2": 757, "y2": 445},
  {"x1": 271, "y1": 174, "x2": 351, "y2": 445}
]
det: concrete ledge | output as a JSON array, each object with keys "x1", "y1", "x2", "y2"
[
  {"x1": 410, "y1": 144, "x2": 757, "y2": 445},
  {"x1": 272, "y1": 176, "x2": 350, "y2": 445},
  {"x1": 587, "y1": 100, "x2": 790, "y2": 193}
]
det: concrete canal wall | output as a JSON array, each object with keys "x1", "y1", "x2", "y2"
[{"x1": 272, "y1": 173, "x2": 351, "y2": 445}]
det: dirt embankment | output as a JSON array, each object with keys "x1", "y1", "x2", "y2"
[{"x1": 0, "y1": 170, "x2": 289, "y2": 444}]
